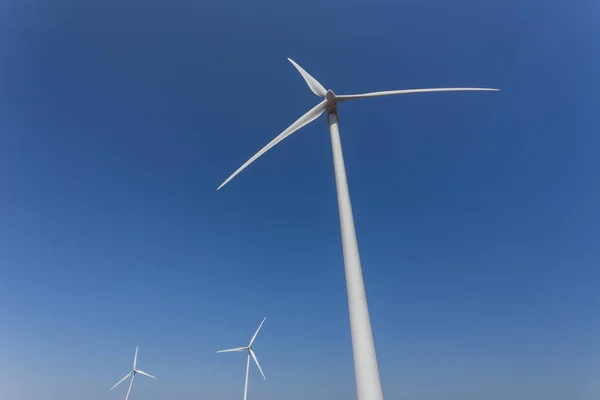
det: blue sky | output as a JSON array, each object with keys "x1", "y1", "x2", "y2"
[{"x1": 1, "y1": 0, "x2": 599, "y2": 399}]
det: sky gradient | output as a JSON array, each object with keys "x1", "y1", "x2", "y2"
[{"x1": 1, "y1": 0, "x2": 599, "y2": 399}]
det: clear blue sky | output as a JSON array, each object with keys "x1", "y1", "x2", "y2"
[{"x1": 1, "y1": 0, "x2": 598, "y2": 399}]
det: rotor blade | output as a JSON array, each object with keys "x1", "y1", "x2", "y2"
[
  {"x1": 135, "y1": 369, "x2": 156, "y2": 379},
  {"x1": 217, "y1": 100, "x2": 327, "y2": 190},
  {"x1": 110, "y1": 371, "x2": 133, "y2": 391},
  {"x1": 287, "y1": 58, "x2": 327, "y2": 98},
  {"x1": 336, "y1": 87, "x2": 499, "y2": 101},
  {"x1": 249, "y1": 348, "x2": 266, "y2": 380},
  {"x1": 125, "y1": 373, "x2": 135, "y2": 400},
  {"x1": 133, "y1": 346, "x2": 138, "y2": 369},
  {"x1": 249, "y1": 317, "x2": 266, "y2": 346},
  {"x1": 216, "y1": 347, "x2": 248, "y2": 353}
]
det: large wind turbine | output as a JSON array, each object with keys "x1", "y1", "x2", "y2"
[
  {"x1": 110, "y1": 346, "x2": 156, "y2": 400},
  {"x1": 217, "y1": 58, "x2": 499, "y2": 400},
  {"x1": 217, "y1": 317, "x2": 267, "y2": 400}
]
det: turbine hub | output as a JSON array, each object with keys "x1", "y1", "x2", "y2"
[
  {"x1": 325, "y1": 89, "x2": 337, "y2": 104},
  {"x1": 326, "y1": 90, "x2": 338, "y2": 115}
]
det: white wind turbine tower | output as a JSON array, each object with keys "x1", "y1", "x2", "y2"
[
  {"x1": 217, "y1": 317, "x2": 267, "y2": 400},
  {"x1": 110, "y1": 346, "x2": 156, "y2": 400},
  {"x1": 217, "y1": 58, "x2": 499, "y2": 400}
]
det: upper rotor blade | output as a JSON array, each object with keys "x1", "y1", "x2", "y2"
[
  {"x1": 110, "y1": 371, "x2": 133, "y2": 391},
  {"x1": 136, "y1": 369, "x2": 156, "y2": 379},
  {"x1": 217, "y1": 100, "x2": 327, "y2": 190},
  {"x1": 249, "y1": 349, "x2": 266, "y2": 380},
  {"x1": 217, "y1": 347, "x2": 248, "y2": 353},
  {"x1": 336, "y1": 87, "x2": 499, "y2": 101},
  {"x1": 249, "y1": 317, "x2": 266, "y2": 346},
  {"x1": 287, "y1": 58, "x2": 327, "y2": 98},
  {"x1": 133, "y1": 346, "x2": 138, "y2": 369}
]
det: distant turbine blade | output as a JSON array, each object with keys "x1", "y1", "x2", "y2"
[
  {"x1": 287, "y1": 58, "x2": 327, "y2": 98},
  {"x1": 336, "y1": 87, "x2": 500, "y2": 101},
  {"x1": 217, "y1": 100, "x2": 327, "y2": 190},
  {"x1": 133, "y1": 346, "x2": 138, "y2": 369},
  {"x1": 216, "y1": 346, "x2": 248, "y2": 353},
  {"x1": 249, "y1": 317, "x2": 266, "y2": 346},
  {"x1": 249, "y1": 348, "x2": 266, "y2": 380},
  {"x1": 136, "y1": 370, "x2": 156, "y2": 379},
  {"x1": 110, "y1": 371, "x2": 133, "y2": 391},
  {"x1": 125, "y1": 373, "x2": 135, "y2": 400}
]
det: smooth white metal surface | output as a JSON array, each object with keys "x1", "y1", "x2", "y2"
[
  {"x1": 110, "y1": 371, "x2": 132, "y2": 392},
  {"x1": 125, "y1": 373, "x2": 135, "y2": 400},
  {"x1": 135, "y1": 370, "x2": 156, "y2": 379},
  {"x1": 288, "y1": 58, "x2": 327, "y2": 97},
  {"x1": 250, "y1": 317, "x2": 267, "y2": 346},
  {"x1": 328, "y1": 112, "x2": 384, "y2": 400},
  {"x1": 243, "y1": 352, "x2": 251, "y2": 400},
  {"x1": 217, "y1": 101, "x2": 327, "y2": 190},
  {"x1": 249, "y1": 348, "x2": 266, "y2": 380},
  {"x1": 216, "y1": 346, "x2": 248, "y2": 353},
  {"x1": 336, "y1": 87, "x2": 499, "y2": 101}
]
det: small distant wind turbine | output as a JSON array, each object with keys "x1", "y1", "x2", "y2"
[
  {"x1": 110, "y1": 346, "x2": 156, "y2": 400},
  {"x1": 217, "y1": 317, "x2": 267, "y2": 400},
  {"x1": 217, "y1": 58, "x2": 499, "y2": 400}
]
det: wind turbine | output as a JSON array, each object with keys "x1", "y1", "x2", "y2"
[
  {"x1": 217, "y1": 58, "x2": 499, "y2": 400},
  {"x1": 217, "y1": 317, "x2": 267, "y2": 400},
  {"x1": 110, "y1": 346, "x2": 156, "y2": 400}
]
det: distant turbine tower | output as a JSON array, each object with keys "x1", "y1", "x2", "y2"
[
  {"x1": 217, "y1": 317, "x2": 267, "y2": 400},
  {"x1": 110, "y1": 346, "x2": 156, "y2": 400},
  {"x1": 217, "y1": 58, "x2": 499, "y2": 400}
]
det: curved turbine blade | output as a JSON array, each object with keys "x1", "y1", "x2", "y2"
[
  {"x1": 125, "y1": 373, "x2": 135, "y2": 400},
  {"x1": 133, "y1": 346, "x2": 138, "y2": 369},
  {"x1": 249, "y1": 348, "x2": 266, "y2": 380},
  {"x1": 110, "y1": 371, "x2": 133, "y2": 391},
  {"x1": 136, "y1": 369, "x2": 156, "y2": 379},
  {"x1": 249, "y1": 317, "x2": 266, "y2": 346},
  {"x1": 336, "y1": 87, "x2": 499, "y2": 101},
  {"x1": 288, "y1": 58, "x2": 327, "y2": 98},
  {"x1": 217, "y1": 346, "x2": 248, "y2": 353},
  {"x1": 217, "y1": 100, "x2": 327, "y2": 190}
]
